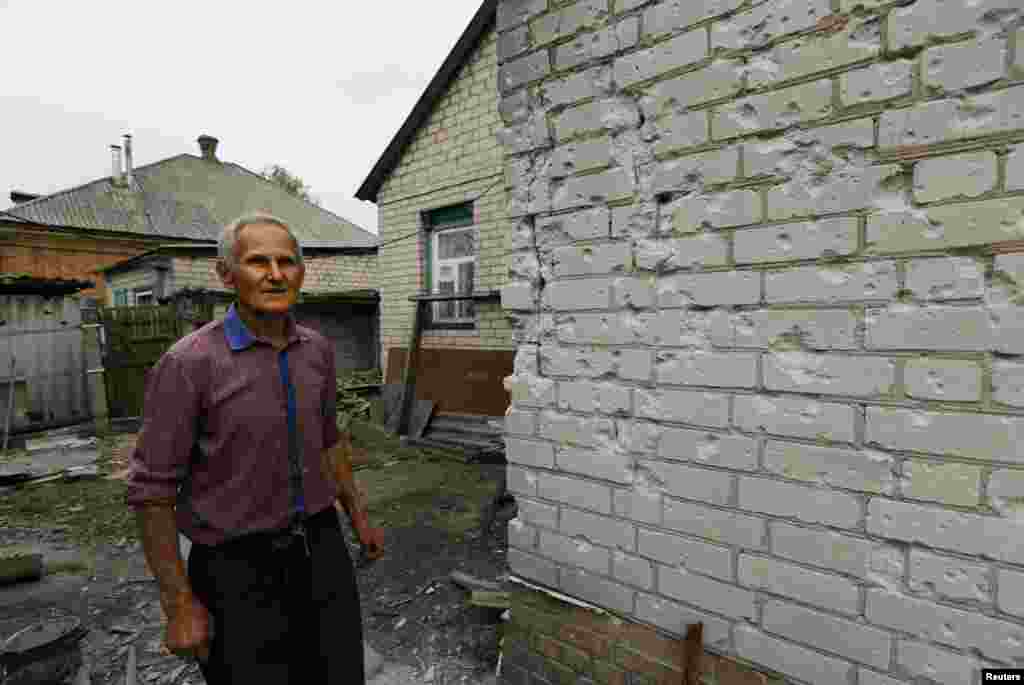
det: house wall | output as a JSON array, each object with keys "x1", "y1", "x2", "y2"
[
  {"x1": 496, "y1": 1, "x2": 1024, "y2": 684},
  {"x1": 107, "y1": 261, "x2": 165, "y2": 304},
  {"x1": 0, "y1": 222, "x2": 157, "y2": 303},
  {"x1": 375, "y1": 25, "x2": 517, "y2": 414}
]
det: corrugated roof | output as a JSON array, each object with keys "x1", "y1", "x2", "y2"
[
  {"x1": 0, "y1": 273, "x2": 94, "y2": 294},
  {"x1": 5, "y1": 154, "x2": 380, "y2": 249}
]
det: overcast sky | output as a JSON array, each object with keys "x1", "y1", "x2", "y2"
[{"x1": 0, "y1": 0, "x2": 487, "y2": 234}]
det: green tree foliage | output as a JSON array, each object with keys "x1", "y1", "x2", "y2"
[{"x1": 261, "y1": 164, "x2": 320, "y2": 205}]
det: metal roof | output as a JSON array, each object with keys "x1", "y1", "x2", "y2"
[{"x1": 0, "y1": 273, "x2": 94, "y2": 295}]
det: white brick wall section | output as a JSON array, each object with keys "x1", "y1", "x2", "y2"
[
  {"x1": 866, "y1": 406, "x2": 1024, "y2": 465},
  {"x1": 550, "y1": 242, "x2": 631, "y2": 277},
  {"x1": 507, "y1": 465, "x2": 539, "y2": 497},
  {"x1": 636, "y1": 388, "x2": 730, "y2": 428},
  {"x1": 614, "y1": 488, "x2": 662, "y2": 526},
  {"x1": 762, "y1": 600, "x2": 893, "y2": 669},
  {"x1": 1009, "y1": 144, "x2": 1024, "y2": 192},
  {"x1": 663, "y1": 190, "x2": 760, "y2": 232},
  {"x1": 634, "y1": 235, "x2": 729, "y2": 272},
  {"x1": 997, "y1": 568, "x2": 1024, "y2": 619},
  {"x1": 712, "y1": 79, "x2": 834, "y2": 140},
  {"x1": 913, "y1": 153, "x2": 998, "y2": 203},
  {"x1": 922, "y1": 37, "x2": 1007, "y2": 92},
  {"x1": 557, "y1": 445, "x2": 633, "y2": 484},
  {"x1": 509, "y1": 519, "x2": 539, "y2": 550},
  {"x1": 539, "y1": 529, "x2": 611, "y2": 574},
  {"x1": 867, "y1": 498, "x2": 1024, "y2": 565},
  {"x1": 541, "y1": 345, "x2": 653, "y2": 382},
  {"x1": 739, "y1": 476, "x2": 862, "y2": 529},
  {"x1": 907, "y1": 549, "x2": 993, "y2": 606},
  {"x1": 557, "y1": 380, "x2": 631, "y2": 415},
  {"x1": 734, "y1": 626, "x2": 856, "y2": 685},
  {"x1": 555, "y1": 311, "x2": 655, "y2": 346},
  {"x1": 617, "y1": 419, "x2": 661, "y2": 456},
  {"x1": 505, "y1": 408, "x2": 539, "y2": 436},
  {"x1": 560, "y1": 506, "x2": 635, "y2": 551},
  {"x1": 987, "y1": 468, "x2": 1024, "y2": 518},
  {"x1": 559, "y1": 566, "x2": 635, "y2": 615},
  {"x1": 865, "y1": 304, "x2": 992, "y2": 352},
  {"x1": 878, "y1": 86, "x2": 1024, "y2": 149},
  {"x1": 508, "y1": 548, "x2": 560, "y2": 588},
  {"x1": 634, "y1": 593, "x2": 732, "y2": 652},
  {"x1": 611, "y1": 550, "x2": 654, "y2": 590},
  {"x1": 657, "y1": 270, "x2": 760, "y2": 308},
  {"x1": 901, "y1": 459, "x2": 982, "y2": 507},
  {"x1": 540, "y1": 65, "x2": 612, "y2": 109},
  {"x1": 866, "y1": 589, "x2": 1024, "y2": 663},
  {"x1": 905, "y1": 257, "x2": 986, "y2": 301},
  {"x1": 538, "y1": 410, "x2": 615, "y2": 447},
  {"x1": 840, "y1": 61, "x2": 913, "y2": 106},
  {"x1": 538, "y1": 473, "x2": 613, "y2": 515},
  {"x1": 763, "y1": 352, "x2": 896, "y2": 398},
  {"x1": 653, "y1": 112, "x2": 711, "y2": 156},
  {"x1": 516, "y1": 496, "x2": 558, "y2": 529},
  {"x1": 555, "y1": 18, "x2": 640, "y2": 71},
  {"x1": 763, "y1": 441, "x2": 898, "y2": 495},
  {"x1": 733, "y1": 218, "x2": 859, "y2": 265},
  {"x1": 657, "y1": 427, "x2": 759, "y2": 470},
  {"x1": 770, "y1": 521, "x2": 905, "y2": 582},
  {"x1": 646, "y1": 61, "x2": 744, "y2": 125},
  {"x1": 765, "y1": 261, "x2": 899, "y2": 304},
  {"x1": 648, "y1": 146, "x2": 739, "y2": 192},
  {"x1": 711, "y1": 0, "x2": 830, "y2": 50},
  {"x1": 655, "y1": 350, "x2": 759, "y2": 389},
  {"x1": 734, "y1": 395, "x2": 858, "y2": 443},
  {"x1": 868, "y1": 196, "x2": 1024, "y2": 256},
  {"x1": 729, "y1": 309, "x2": 860, "y2": 350},
  {"x1": 739, "y1": 554, "x2": 862, "y2": 615},
  {"x1": 537, "y1": 207, "x2": 611, "y2": 247},
  {"x1": 744, "y1": 119, "x2": 875, "y2": 178},
  {"x1": 506, "y1": 438, "x2": 556, "y2": 468},
  {"x1": 613, "y1": 29, "x2": 707, "y2": 87},
  {"x1": 857, "y1": 669, "x2": 907, "y2": 685},
  {"x1": 769, "y1": 163, "x2": 900, "y2": 222},
  {"x1": 887, "y1": 0, "x2": 1013, "y2": 50},
  {"x1": 640, "y1": 459, "x2": 734, "y2": 507},
  {"x1": 637, "y1": 527, "x2": 733, "y2": 577},
  {"x1": 895, "y1": 640, "x2": 984, "y2": 685},
  {"x1": 658, "y1": 565, "x2": 757, "y2": 619},
  {"x1": 663, "y1": 499, "x2": 766, "y2": 549},
  {"x1": 611, "y1": 276, "x2": 656, "y2": 310},
  {"x1": 993, "y1": 361, "x2": 1024, "y2": 408},
  {"x1": 643, "y1": 0, "x2": 744, "y2": 38}
]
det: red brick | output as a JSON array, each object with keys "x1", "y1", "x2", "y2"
[
  {"x1": 535, "y1": 633, "x2": 563, "y2": 661},
  {"x1": 992, "y1": 240, "x2": 1024, "y2": 255},
  {"x1": 613, "y1": 645, "x2": 682, "y2": 684},
  {"x1": 615, "y1": 623, "x2": 687, "y2": 670},
  {"x1": 813, "y1": 13, "x2": 850, "y2": 35},
  {"x1": 559, "y1": 624, "x2": 612, "y2": 659}
]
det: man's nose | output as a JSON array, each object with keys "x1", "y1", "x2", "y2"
[{"x1": 268, "y1": 260, "x2": 285, "y2": 280}]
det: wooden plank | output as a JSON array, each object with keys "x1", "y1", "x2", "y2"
[{"x1": 397, "y1": 301, "x2": 425, "y2": 436}]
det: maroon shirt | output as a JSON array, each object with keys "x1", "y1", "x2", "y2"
[{"x1": 126, "y1": 306, "x2": 340, "y2": 546}]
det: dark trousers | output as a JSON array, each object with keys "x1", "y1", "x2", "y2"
[{"x1": 187, "y1": 506, "x2": 364, "y2": 684}]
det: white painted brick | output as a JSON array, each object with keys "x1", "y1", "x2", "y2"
[
  {"x1": 1009, "y1": 144, "x2": 1024, "y2": 191},
  {"x1": 762, "y1": 600, "x2": 892, "y2": 669},
  {"x1": 744, "y1": 119, "x2": 875, "y2": 178},
  {"x1": 506, "y1": 408, "x2": 539, "y2": 437},
  {"x1": 655, "y1": 350, "x2": 759, "y2": 388},
  {"x1": 652, "y1": 111, "x2": 710, "y2": 155},
  {"x1": 635, "y1": 593, "x2": 732, "y2": 651},
  {"x1": 728, "y1": 309, "x2": 860, "y2": 350},
  {"x1": 739, "y1": 476, "x2": 862, "y2": 529},
  {"x1": 902, "y1": 459, "x2": 983, "y2": 507},
  {"x1": 648, "y1": 147, "x2": 739, "y2": 192},
  {"x1": 612, "y1": 550, "x2": 654, "y2": 589},
  {"x1": 658, "y1": 427, "x2": 759, "y2": 470},
  {"x1": 542, "y1": 278, "x2": 612, "y2": 311},
  {"x1": 857, "y1": 669, "x2": 907, "y2": 685},
  {"x1": 540, "y1": 529, "x2": 611, "y2": 574},
  {"x1": 865, "y1": 304, "x2": 992, "y2": 352},
  {"x1": 637, "y1": 527, "x2": 733, "y2": 577},
  {"x1": 658, "y1": 565, "x2": 756, "y2": 619},
  {"x1": 506, "y1": 438, "x2": 557, "y2": 468},
  {"x1": 878, "y1": 85, "x2": 1024, "y2": 149},
  {"x1": 505, "y1": 371, "x2": 556, "y2": 407},
  {"x1": 560, "y1": 506, "x2": 635, "y2": 551},
  {"x1": 993, "y1": 361, "x2": 1024, "y2": 408},
  {"x1": 613, "y1": 28, "x2": 707, "y2": 87},
  {"x1": 740, "y1": 554, "x2": 862, "y2": 615},
  {"x1": 712, "y1": 0, "x2": 831, "y2": 49},
  {"x1": 613, "y1": 487, "x2": 662, "y2": 526},
  {"x1": 746, "y1": 16, "x2": 881, "y2": 88},
  {"x1": 551, "y1": 242, "x2": 631, "y2": 277},
  {"x1": 770, "y1": 521, "x2": 905, "y2": 581},
  {"x1": 996, "y1": 252, "x2": 1024, "y2": 286},
  {"x1": 559, "y1": 566, "x2": 635, "y2": 614},
  {"x1": 889, "y1": 0, "x2": 1018, "y2": 50},
  {"x1": 636, "y1": 388, "x2": 730, "y2": 427},
  {"x1": 904, "y1": 359, "x2": 982, "y2": 402},
  {"x1": 643, "y1": 0, "x2": 744, "y2": 38},
  {"x1": 763, "y1": 352, "x2": 896, "y2": 398},
  {"x1": 557, "y1": 380, "x2": 631, "y2": 415},
  {"x1": 509, "y1": 518, "x2": 539, "y2": 550},
  {"x1": 867, "y1": 196, "x2": 1024, "y2": 254},
  {"x1": 507, "y1": 465, "x2": 538, "y2": 497},
  {"x1": 618, "y1": 420, "x2": 662, "y2": 454},
  {"x1": 555, "y1": 17, "x2": 641, "y2": 70},
  {"x1": 539, "y1": 410, "x2": 615, "y2": 447},
  {"x1": 550, "y1": 138, "x2": 615, "y2": 178},
  {"x1": 611, "y1": 276, "x2": 656, "y2": 309},
  {"x1": 992, "y1": 304, "x2": 1024, "y2": 355},
  {"x1": 646, "y1": 62, "x2": 745, "y2": 135},
  {"x1": 924, "y1": 37, "x2": 1008, "y2": 91},
  {"x1": 641, "y1": 459, "x2": 734, "y2": 506},
  {"x1": 500, "y1": 50, "x2": 552, "y2": 91},
  {"x1": 734, "y1": 395, "x2": 857, "y2": 443},
  {"x1": 987, "y1": 468, "x2": 1024, "y2": 518},
  {"x1": 540, "y1": 345, "x2": 649, "y2": 380},
  {"x1": 712, "y1": 79, "x2": 834, "y2": 139},
  {"x1": 553, "y1": 167, "x2": 636, "y2": 210},
  {"x1": 610, "y1": 202, "x2": 657, "y2": 239},
  {"x1": 767, "y1": 164, "x2": 900, "y2": 221},
  {"x1": 866, "y1": 406, "x2": 1024, "y2": 464},
  {"x1": 634, "y1": 234, "x2": 729, "y2": 272},
  {"x1": 538, "y1": 472, "x2": 613, "y2": 514},
  {"x1": 764, "y1": 441, "x2": 898, "y2": 494},
  {"x1": 541, "y1": 65, "x2": 613, "y2": 109},
  {"x1": 663, "y1": 499, "x2": 766, "y2": 549},
  {"x1": 498, "y1": 0, "x2": 548, "y2": 31},
  {"x1": 913, "y1": 153, "x2": 998, "y2": 203},
  {"x1": 997, "y1": 568, "x2": 1024, "y2": 619},
  {"x1": 866, "y1": 589, "x2": 1024, "y2": 663},
  {"x1": 502, "y1": 281, "x2": 538, "y2": 311},
  {"x1": 557, "y1": 444, "x2": 633, "y2": 484},
  {"x1": 840, "y1": 60, "x2": 914, "y2": 106},
  {"x1": 895, "y1": 640, "x2": 984, "y2": 685},
  {"x1": 867, "y1": 498, "x2": 1024, "y2": 565},
  {"x1": 537, "y1": 207, "x2": 611, "y2": 247},
  {"x1": 555, "y1": 311, "x2": 655, "y2": 345},
  {"x1": 663, "y1": 189, "x2": 760, "y2": 232},
  {"x1": 907, "y1": 549, "x2": 993, "y2": 605},
  {"x1": 1017, "y1": 27, "x2": 1024, "y2": 77},
  {"x1": 516, "y1": 496, "x2": 559, "y2": 529},
  {"x1": 734, "y1": 218, "x2": 859, "y2": 264},
  {"x1": 906, "y1": 257, "x2": 986, "y2": 301},
  {"x1": 532, "y1": 0, "x2": 607, "y2": 46},
  {"x1": 766, "y1": 261, "x2": 899, "y2": 304},
  {"x1": 651, "y1": 309, "x2": 726, "y2": 348},
  {"x1": 508, "y1": 548, "x2": 560, "y2": 587},
  {"x1": 736, "y1": 626, "x2": 855, "y2": 685},
  {"x1": 657, "y1": 270, "x2": 760, "y2": 308}
]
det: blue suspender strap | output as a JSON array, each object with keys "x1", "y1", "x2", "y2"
[{"x1": 278, "y1": 350, "x2": 307, "y2": 524}]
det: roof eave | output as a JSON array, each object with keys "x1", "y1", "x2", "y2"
[{"x1": 355, "y1": 0, "x2": 498, "y2": 204}]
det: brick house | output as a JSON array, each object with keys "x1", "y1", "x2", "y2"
[{"x1": 356, "y1": 0, "x2": 517, "y2": 418}]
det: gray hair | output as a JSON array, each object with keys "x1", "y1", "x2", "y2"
[{"x1": 217, "y1": 212, "x2": 304, "y2": 270}]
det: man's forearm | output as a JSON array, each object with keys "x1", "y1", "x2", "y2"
[
  {"x1": 322, "y1": 438, "x2": 369, "y2": 527},
  {"x1": 135, "y1": 503, "x2": 194, "y2": 614}
]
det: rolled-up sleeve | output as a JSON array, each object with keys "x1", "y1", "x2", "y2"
[
  {"x1": 321, "y1": 343, "x2": 341, "y2": 449},
  {"x1": 126, "y1": 348, "x2": 202, "y2": 507}
]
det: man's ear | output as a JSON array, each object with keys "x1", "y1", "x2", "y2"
[{"x1": 216, "y1": 260, "x2": 235, "y2": 289}]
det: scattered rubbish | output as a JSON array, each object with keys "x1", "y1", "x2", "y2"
[
  {"x1": 0, "y1": 549, "x2": 44, "y2": 585},
  {"x1": 65, "y1": 465, "x2": 100, "y2": 480},
  {"x1": 499, "y1": 609, "x2": 510, "y2": 622},
  {"x1": 125, "y1": 643, "x2": 137, "y2": 685},
  {"x1": 394, "y1": 618, "x2": 407, "y2": 630},
  {"x1": 468, "y1": 591, "x2": 510, "y2": 609},
  {"x1": 449, "y1": 570, "x2": 502, "y2": 592},
  {"x1": 0, "y1": 616, "x2": 87, "y2": 685},
  {"x1": 424, "y1": 584, "x2": 437, "y2": 595},
  {"x1": 75, "y1": 660, "x2": 92, "y2": 685}
]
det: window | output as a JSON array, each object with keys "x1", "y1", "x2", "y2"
[
  {"x1": 134, "y1": 289, "x2": 154, "y2": 306},
  {"x1": 426, "y1": 203, "x2": 477, "y2": 327},
  {"x1": 113, "y1": 289, "x2": 128, "y2": 307}
]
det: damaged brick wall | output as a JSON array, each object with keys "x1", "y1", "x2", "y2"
[{"x1": 496, "y1": 0, "x2": 1024, "y2": 683}]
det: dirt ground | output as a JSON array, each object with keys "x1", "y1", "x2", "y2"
[{"x1": 0, "y1": 420, "x2": 510, "y2": 684}]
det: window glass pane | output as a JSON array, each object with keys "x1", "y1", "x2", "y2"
[
  {"x1": 437, "y1": 281, "x2": 455, "y2": 319},
  {"x1": 437, "y1": 230, "x2": 475, "y2": 259}
]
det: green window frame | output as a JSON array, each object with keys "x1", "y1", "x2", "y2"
[{"x1": 424, "y1": 202, "x2": 477, "y2": 331}]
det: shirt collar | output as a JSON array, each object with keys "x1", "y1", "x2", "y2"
[{"x1": 223, "y1": 303, "x2": 306, "y2": 351}]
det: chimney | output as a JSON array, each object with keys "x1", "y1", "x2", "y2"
[
  {"x1": 111, "y1": 145, "x2": 123, "y2": 185},
  {"x1": 9, "y1": 191, "x2": 41, "y2": 204},
  {"x1": 123, "y1": 134, "x2": 134, "y2": 186},
  {"x1": 197, "y1": 135, "x2": 219, "y2": 162}
]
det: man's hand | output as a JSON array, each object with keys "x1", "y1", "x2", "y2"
[
  {"x1": 164, "y1": 592, "x2": 212, "y2": 662},
  {"x1": 353, "y1": 515, "x2": 385, "y2": 560}
]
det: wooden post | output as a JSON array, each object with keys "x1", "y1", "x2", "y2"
[{"x1": 397, "y1": 300, "x2": 425, "y2": 436}]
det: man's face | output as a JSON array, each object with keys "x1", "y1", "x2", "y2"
[{"x1": 219, "y1": 222, "x2": 305, "y2": 317}]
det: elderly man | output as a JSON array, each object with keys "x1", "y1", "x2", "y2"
[{"x1": 126, "y1": 213, "x2": 384, "y2": 684}]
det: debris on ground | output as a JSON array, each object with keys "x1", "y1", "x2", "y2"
[
  {"x1": 0, "y1": 549, "x2": 43, "y2": 585},
  {"x1": 337, "y1": 369, "x2": 383, "y2": 424},
  {"x1": 449, "y1": 571, "x2": 502, "y2": 593}
]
